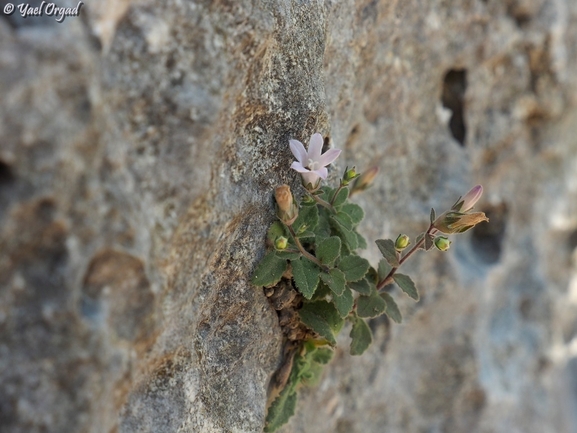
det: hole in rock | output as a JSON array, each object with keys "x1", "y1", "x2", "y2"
[
  {"x1": 441, "y1": 69, "x2": 467, "y2": 146},
  {"x1": 567, "y1": 229, "x2": 577, "y2": 252},
  {"x1": 0, "y1": 160, "x2": 15, "y2": 187},
  {"x1": 470, "y1": 203, "x2": 508, "y2": 265}
]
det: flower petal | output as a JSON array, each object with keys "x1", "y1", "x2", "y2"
[
  {"x1": 313, "y1": 167, "x2": 328, "y2": 179},
  {"x1": 317, "y1": 148, "x2": 341, "y2": 167},
  {"x1": 308, "y1": 133, "x2": 324, "y2": 159},
  {"x1": 289, "y1": 139, "x2": 307, "y2": 163},
  {"x1": 301, "y1": 171, "x2": 321, "y2": 186},
  {"x1": 290, "y1": 161, "x2": 310, "y2": 173}
]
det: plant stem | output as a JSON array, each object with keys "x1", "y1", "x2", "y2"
[
  {"x1": 329, "y1": 183, "x2": 345, "y2": 206},
  {"x1": 308, "y1": 193, "x2": 335, "y2": 213},
  {"x1": 287, "y1": 225, "x2": 328, "y2": 271},
  {"x1": 376, "y1": 224, "x2": 436, "y2": 291}
]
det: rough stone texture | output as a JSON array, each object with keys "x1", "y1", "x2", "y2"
[{"x1": 1, "y1": 0, "x2": 576, "y2": 432}]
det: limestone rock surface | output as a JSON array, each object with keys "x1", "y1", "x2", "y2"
[{"x1": 1, "y1": 0, "x2": 577, "y2": 432}]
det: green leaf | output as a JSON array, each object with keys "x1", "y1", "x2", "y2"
[
  {"x1": 381, "y1": 292, "x2": 402, "y2": 323},
  {"x1": 341, "y1": 203, "x2": 364, "y2": 225},
  {"x1": 311, "y1": 347, "x2": 334, "y2": 365},
  {"x1": 293, "y1": 204, "x2": 319, "y2": 235},
  {"x1": 375, "y1": 239, "x2": 399, "y2": 267},
  {"x1": 415, "y1": 232, "x2": 425, "y2": 250},
  {"x1": 355, "y1": 231, "x2": 368, "y2": 249},
  {"x1": 350, "y1": 317, "x2": 373, "y2": 355},
  {"x1": 331, "y1": 187, "x2": 349, "y2": 207},
  {"x1": 313, "y1": 208, "x2": 332, "y2": 240},
  {"x1": 316, "y1": 236, "x2": 341, "y2": 266},
  {"x1": 333, "y1": 211, "x2": 354, "y2": 230},
  {"x1": 267, "y1": 221, "x2": 287, "y2": 244},
  {"x1": 251, "y1": 252, "x2": 287, "y2": 287},
  {"x1": 377, "y1": 258, "x2": 392, "y2": 281},
  {"x1": 337, "y1": 255, "x2": 370, "y2": 282},
  {"x1": 356, "y1": 293, "x2": 387, "y2": 318},
  {"x1": 333, "y1": 287, "x2": 354, "y2": 318},
  {"x1": 424, "y1": 233, "x2": 434, "y2": 251},
  {"x1": 275, "y1": 250, "x2": 301, "y2": 260},
  {"x1": 349, "y1": 278, "x2": 372, "y2": 295},
  {"x1": 430, "y1": 208, "x2": 436, "y2": 224},
  {"x1": 393, "y1": 273, "x2": 419, "y2": 300},
  {"x1": 330, "y1": 214, "x2": 358, "y2": 250},
  {"x1": 291, "y1": 257, "x2": 320, "y2": 299},
  {"x1": 298, "y1": 301, "x2": 344, "y2": 345},
  {"x1": 311, "y1": 281, "x2": 331, "y2": 300},
  {"x1": 296, "y1": 230, "x2": 315, "y2": 239},
  {"x1": 317, "y1": 186, "x2": 333, "y2": 202},
  {"x1": 264, "y1": 384, "x2": 297, "y2": 432},
  {"x1": 319, "y1": 268, "x2": 347, "y2": 296}
]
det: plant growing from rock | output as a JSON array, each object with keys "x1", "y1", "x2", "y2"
[{"x1": 252, "y1": 133, "x2": 488, "y2": 432}]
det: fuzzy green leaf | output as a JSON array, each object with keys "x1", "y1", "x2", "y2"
[
  {"x1": 377, "y1": 258, "x2": 392, "y2": 281},
  {"x1": 311, "y1": 281, "x2": 331, "y2": 300},
  {"x1": 330, "y1": 214, "x2": 359, "y2": 250},
  {"x1": 298, "y1": 301, "x2": 344, "y2": 345},
  {"x1": 356, "y1": 293, "x2": 387, "y2": 318},
  {"x1": 332, "y1": 187, "x2": 349, "y2": 207},
  {"x1": 251, "y1": 252, "x2": 287, "y2": 287},
  {"x1": 313, "y1": 208, "x2": 332, "y2": 240},
  {"x1": 264, "y1": 385, "x2": 297, "y2": 432},
  {"x1": 375, "y1": 239, "x2": 399, "y2": 267},
  {"x1": 338, "y1": 255, "x2": 370, "y2": 282},
  {"x1": 341, "y1": 203, "x2": 364, "y2": 225},
  {"x1": 424, "y1": 233, "x2": 434, "y2": 251},
  {"x1": 415, "y1": 232, "x2": 425, "y2": 250},
  {"x1": 333, "y1": 287, "x2": 354, "y2": 318},
  {"x1": 296, "y1": 230, "x2": 315, "y2": 239},
  {"x1": 430, "y1": 208, "x2": 436, "y2": 224},
  {"x1": 291, "y1": 257, "x2": 320, "y2": 299},
  {"x1": 355, "y1": 231, "x2": 368, "y2": 249},
  {"x1": 393, "y1": 273, "x2": 419, "y2": 300},
  {"x1": 293, "y1": 204, "x2": 319, "y2": 235},
  {"x1": 316, "y1": 236, "x2": 341, "y2": 266},
  {"x1": 267, "y1": 221, "x2": 287, "y2": 244},
  {"x1": 311, "y1": 347, "x2": 334, "y2": 365},
  {"x1": 350, "y1": 317, "x2": 373, "y2": 355},
  {"x1": 320, "y1": 268, "x2": 347, "y2": 296},
  {"x1": 349, "y1": 278, "x2": 372, "y2": 295},
  {"x1": 381, "y1": 292, "x2": 402, "y2": 323},
  {"x1": 275, "y1": 250, "x2": 301, "y2": 260},
  {"x1": 333, "y1": 211, "x2": 354, "y2": 229}
]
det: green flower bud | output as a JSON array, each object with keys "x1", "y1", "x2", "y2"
[
  {"x1": 275, "y1": 236, "x2": 288, "y2": 250},
  {"x1": 395, "y1": 234, "x2": 410, "y2": 251},
  {"x1": 342, "y1": 166, "x2": 359, "y2": 185},
  {"x1": 434, "y1": 236, "x2": 451, "y2": 251},
  {"x1": 351, "y1": 166, "x2": 379, "y2": 194}
]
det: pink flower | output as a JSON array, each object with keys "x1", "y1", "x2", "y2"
[
  {"x1": 452, "y1": 185, "x2": 483, "y2": 212},
  {"x1": 289, "y1": 133, "x2": 341, "y2": 189}
]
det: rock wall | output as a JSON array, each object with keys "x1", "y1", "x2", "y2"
[{"x1": 1, "y1": 0, "x2": 577, "y2": 432}]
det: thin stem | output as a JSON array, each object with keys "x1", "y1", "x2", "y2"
[
  {"x1": 287, "y1": 224, "x2": 329, "y2": 271},
  {"x1": 329, "y1": 183, "x2": 345, "y2": 206},
  {"x1": 376, "y1": 224, "x2": 437, "y2": 291},
  {"x1": 309, "y1": 193, "x2": 335, "y2": 213}
]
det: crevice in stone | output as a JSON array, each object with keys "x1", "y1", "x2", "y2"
[
  {"x1": 441, "y1": 69, "x2": 467, "y2": 146},
  {"x1": 470, "y1": 203, "x2": 508, "y2": 265}
]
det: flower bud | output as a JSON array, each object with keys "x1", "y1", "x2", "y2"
[
  {"x1": 452, "y1": 185, "x2": 483, "y2": 212},
  {"x1": 395, "y1": 234, "x2": 410, "y2": 251},
  {"x1": 342, "y1": 166, "x2": 359, "y2": 185},
  {"x1": 275, "y1": 236, "x2": 288, "y2": 250},
  {"x1": 434, "y1": 236, "x2": 451, "y2": 251},
  {"x1": 433, "y1": 210, "x2": 489, "y2": 234},
  {"x1": 351, "y1": 166, "x2": 379, "y2": 193},
  {"x1": 275, "y1": 184, "x2": 298, "y2": 225}
]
